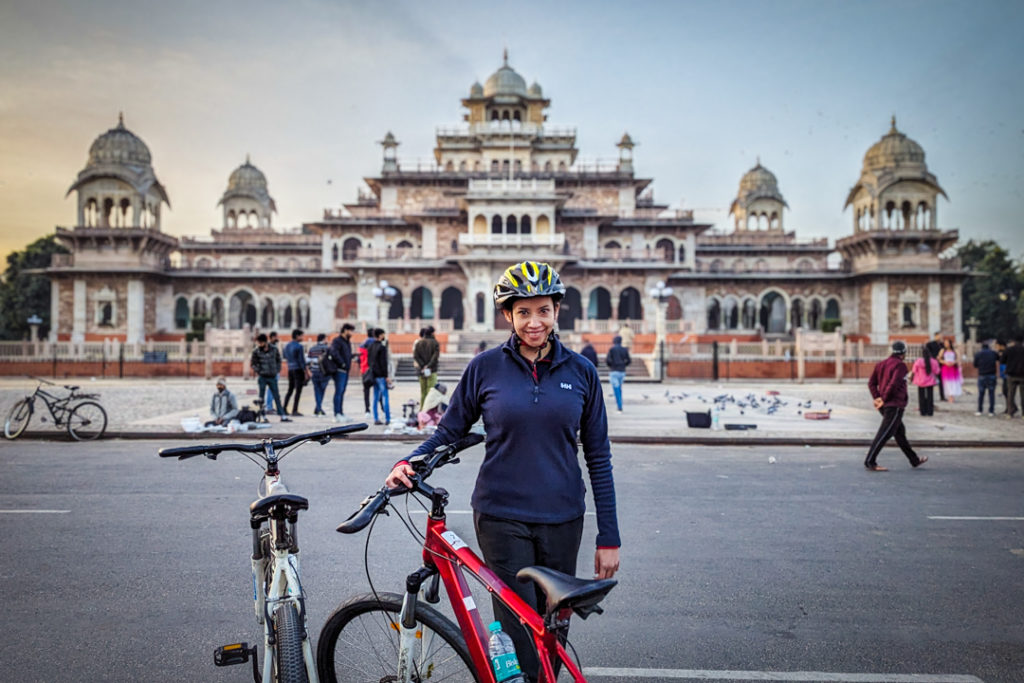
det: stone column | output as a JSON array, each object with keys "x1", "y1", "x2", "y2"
[
  {"x1": 50, "y1": 280, "x2": 61, "y2": 342},
  {"x1": 72, "y1": 279, "x2": 86, "y2": 344},
  {"x1": 126, "y1": 279, "x2": 145, "y2": 345},
  {"x1": 834, "y1": 328, "x2": 844, "y2": 382},
  {"x1": 869, "y1": 280, "x2": 889, "y2": 345}
]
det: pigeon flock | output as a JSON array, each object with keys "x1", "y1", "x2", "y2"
[{"x1": 636, "y1": 389, "x2": 834, "y2": 419}]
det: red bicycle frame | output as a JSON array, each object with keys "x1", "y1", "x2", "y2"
[{"x1": 421, "y1": 512, "x2": 586, "y2": 683}]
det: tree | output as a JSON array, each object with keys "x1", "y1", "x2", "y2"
[
  {"x1": 957, "y1": 240, "x2": 1024, "y2": 342},
  {"x1": 0, "y1": 235, "x2": 68, "y2": 340}
]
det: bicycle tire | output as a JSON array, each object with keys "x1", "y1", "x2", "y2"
[
  {"x1": 317, "y1": 591, "x2": 479, "y2": 683},
  {"x1": 4, "y1": 398, "x2": 32, "y2": 440},
  {"x1": 273, "y1": 603, "x2": 310, "y2": 683},
  {"x1": 66, "y1": 401, "x2": 107, "y2": 441}
]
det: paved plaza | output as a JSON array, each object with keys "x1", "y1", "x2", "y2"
[{"x1": 1, "y1": 375, "x2": 1022, "y2": 446}]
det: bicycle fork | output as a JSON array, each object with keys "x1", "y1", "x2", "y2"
[{"x1": 397, "y1": 566, "x2": 443, "y2": 683}]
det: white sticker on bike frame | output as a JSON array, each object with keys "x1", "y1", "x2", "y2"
[
  {"x1": 463, "y1": 596, "x2": 477, "y2": 612},
  {"x1": 441, "y1": 530, "x2": 468, "y2": 551}
]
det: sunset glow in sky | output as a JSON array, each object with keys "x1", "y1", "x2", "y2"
[{"x1": 1, "y1": 0, "x2": 1021, "y2": 263}]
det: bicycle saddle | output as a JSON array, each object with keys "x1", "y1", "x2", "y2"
[
  {"x1": 516, "y1": 566, "x2": 617, "y2": 619},
  {"x1": 64, "y1": 385, "x2": 80, "y2": 391},
  {"x1": 249, "y1": 493, "x2": 309, "y2": 519}
]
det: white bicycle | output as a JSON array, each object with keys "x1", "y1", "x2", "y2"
[{"x1": 159, "y1": 424, "x2": 367, "y2": 683}]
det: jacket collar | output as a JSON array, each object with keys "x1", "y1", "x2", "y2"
[{"x1": 501, "y1": 332, "x2": 571, "y2": 370}]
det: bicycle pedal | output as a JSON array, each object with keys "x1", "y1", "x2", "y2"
[{"x1": 214, "y1": 642, "x2": 256, "y2": 666}]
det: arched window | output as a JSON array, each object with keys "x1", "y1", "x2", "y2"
[
  {"x1": 174, "y1": 297, "x2": 190, "y2": 329},
  {"x1": 196, "y1": 257, "x2": 212, "y2": 271},
  {"x1": 439, "y1": 287, "x2": 463, "y2": 330},
  {"x1": 706, "y1": 299, "x2": 721, "y2": 330},
  {"x1": 618, "y1": 287, "x2": 643, "y2": 320},
  {"x1": 824, "y1": 298, "x2": 840, "y2": 321},
  {"x1": 808, "y1": 299, "x2": 823, "y2": 330},
  {"x1": 520, "y1": 215, "x2": 532, "y2": 234},
  {"x1": 335, "y1": 293, "x2": 357, "y2": 321},
  {"x1": 544, "y1": 161, "x2": 553, "y2": 172},
  {"x1": 759, "y1": 291, "x2": 786, "y2": 333},
  {"x1": 709, "y1": 259, "x2": 723, "y2": 273},
  {"x1": 260, "y1": 298, "x2": 275, "y2": 328},
  {"x1": 790, "y1": 298, "x2": 804, "y2": 330},
  {"x1": 278, "y1": 300, "x2": 293, "y2": 329},
  {"x1": 342, "y1": 237, "x2": 360, "y2": 260},
  {"x1": 656, "y1": 238, "x2": 674, "y2": 262},
  {"x1": 210, "y1": 297, "x2": 225, "y2": 328},
  {"x1": 506, "y1": 215, "x2": 518, "y2": 234},
  {"x1": 491, "y1": 160, "x2": 500, "y2": 173},
  {"x1": 411, "y1": 286, "x2": 434, "y2": 319},
  {"x1": 491, "y1": 215, "x2": 503, "y2": 234},
  {"x1": 723, "y1": 299, "x2": 739, "y2": 329},
  {"x1": 296, "y1": 298, "x2": 310, "y2": 328},
  {"x1": 588, "y1": 288, "x2": 612, "y2": 320},
  {"x1": 901, "y1": 201, "x2": 912, "y2": 230},
  {"x1": 741, "y1": 299, "x2": 757, "y2": 329},
  {"x1": 192, "y1": 297, "x2": 208, "y2": 319},
  {"x1": 459, "y1": 160, "x2": 467, "y2": 172},
  {"x1": 557, "y1": 287, "x2": 582, "y2": 331},
  {"x1": 229, "y1": 291, "x2": 256, "y2": 329},
  {"x1": 263, "y1": 257, "x2": 277, "y2": 271}
]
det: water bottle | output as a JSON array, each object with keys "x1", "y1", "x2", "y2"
[
  {"x1": 487, "y1": 621, "x2": 525, "y2": 682},
  {"x1": 712, "y1": 403, "x2": 721, "y2": 431}
]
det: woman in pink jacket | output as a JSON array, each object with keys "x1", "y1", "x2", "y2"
[{"x1": 912, "y1": 345, "x2": 940, "y2": 416}]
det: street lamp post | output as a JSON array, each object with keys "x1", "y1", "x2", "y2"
[
  {"x1": 372, "y1": 280, "x2": 397, "y2": 331},
  {"x1": 27, "y1": 314, "x2": 42, "y2": 344},
  {"x1": 648, "y1": 281, "x2": 674, "y2": 381}
]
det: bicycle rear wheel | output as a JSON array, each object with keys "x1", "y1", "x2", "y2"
[
  {"x1": 4, "y1": 398, "x2": 32, "y2": 440},
  {"x1": 273, "y1": 603, "x2": 310, "y2": 683},
  {"x1": 66, "y1": 401, "x2": 107, "y2": 441},
  {"x1": 317, "y1": 592, "x2": 478, "y2": 683}
]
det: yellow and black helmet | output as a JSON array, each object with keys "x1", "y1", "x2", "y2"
[{"x1": 493, "y1": 261, "x2": 566, "y2": 309}]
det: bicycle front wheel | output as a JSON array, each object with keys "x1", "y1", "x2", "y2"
[
  {"x1": 4, "y1": 398, "x2": 32, "y2": 439},
  {"x1": 317, "y1": 592, "x2": 478, "y2": 683},
  {"x1": 273, "y1": 603, "x2": 310, "y2": 683},
  {"x1": 66, "y1": 401, "x2": 107, "y2": 441}
]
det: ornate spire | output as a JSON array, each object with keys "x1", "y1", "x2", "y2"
[
  {"x1": 503, "y1": 48, "x2": 508, "y2": 65},
  {"x1": 117, "y1": 111, "x2": 125, "y2": 128},
  {"x1": 890, "y1": 115, "x2": 898, "y2": 133}
]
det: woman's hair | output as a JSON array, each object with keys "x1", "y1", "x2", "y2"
[{"x1": 921, "y1": 344, "x2": 932, "y2": 362}]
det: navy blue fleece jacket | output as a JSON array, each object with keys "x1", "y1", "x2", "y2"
[{"x1": 408, "y1": 334, "x2": 620, "y2": 548}]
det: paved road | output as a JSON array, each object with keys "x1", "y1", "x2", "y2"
[{"x1": 0, "y1": 439, "x2": 1021, "y2": 682}]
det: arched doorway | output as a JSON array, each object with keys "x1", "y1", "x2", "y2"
[
  {"x1": 617, "y1": 287, "x2": 643, "y2": 320},
  {"x1": 707, "y1": 299, "x2": 721, "y2": 330},
  {"x1": 759, "y1": 291, "x2": 787, "y2": 334},
  {"x1": 342, "y1": 237, "x2": 360, "y2": 261},
  {"x1": 666, "y1": 295, "x2": 682, "y2": 321},
  {"x1": 558, "y1": 287, "x2": 582, "y2": 331},
  {"x1": 476, "y1": 293, "x2": 485, "y2": 325},
  {"x1": 387, "y1": 288, "x2": 404, "y2": 320},
  {"x1": 335, "y1": 293, "x2": 357, "y2": 321},
  {"x1": 410, "y1": 287, "x2": 434, "y2": 320},
  {"x1": 439, "y1": 287, "x2": 464, "y2": 330},
  {"x1": 588, "y1": 288, "x2": 612, "y2": 320},
  {"x1": 229, "y1": 291, "x2": 256, "y2": 329}
]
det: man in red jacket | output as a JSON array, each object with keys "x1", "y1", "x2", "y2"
[{"x1": 865, "y1": 340, "x2": 929, "y2": 471}]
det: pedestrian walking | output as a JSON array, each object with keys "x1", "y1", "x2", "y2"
[
  {"x1": 605, "y1": 335, "x2": 631, "y2": 413},
  {"x1": 282, "y1": 329, "x2": 310, "y2": 416},
  {"x1": 368, "y1": 328, "x2": 391, "y2": 425},
  {"x1": 206, "y1": 376, "x2": 239, "y2": 427},
  {"x1": 385, "y1": 260, "x2": 619, "y2": 682},
  {"x1": 940, "y1": 338, "x2": 962, "y2": 403},
  {"x1": 306, "y1": 333, "x2": 331, "y2": 416},
  {"x1": 264, "y1": 330, "x2": 279, "y2": 412},
  {"x1": 864, "y1": 340, "x2": 927, "y2": 471},
  {"x1": 925, "y1": 331, "x2": 946, "y2": 403},
  {"x1": 330, "y1": 323, "x2": 355, "y2": 422},
  {"x1": 358, "y1": 328, "x2": 376, "y2": 419},
  {"x1": 911, "y1": 345, "x2": 939, "y2": 416},
  {"x1": 580, "y1": 338, "x2": 598, "y2": 367},
  {"x1": 973, "y1": 341, "x2": 999, "y2": 416},
  {"x1": 250, "y1": 333, "x2": 291, "y2": 422},
  {"x1": 1004, "y1": 334, "x2": 1024, "y2": 418},
  {"x1": 413, "y1": 325, "x2": 440, "y2": 409}
]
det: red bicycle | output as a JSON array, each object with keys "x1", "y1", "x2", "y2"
[{"x1": 316, "y1": 433, "x2": 617, "y2": 683}]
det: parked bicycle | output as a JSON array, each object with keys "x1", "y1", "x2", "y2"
[
  {"x1": 159, "y1": 423, "x2": 368, "y2": 683},
  {"x1": 317, "y1": 433, "x2": 617, "y2": 683},
  {"x1": 3, "y1": 376, "x2": 108, "y2": 441}
]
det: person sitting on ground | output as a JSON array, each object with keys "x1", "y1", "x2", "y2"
[
  {"x1": 206, "y1": 377, "x2": 239, "y2": 427},
  {"x1": 417, "y1": 382, "x2": 448, "y2": 430}
]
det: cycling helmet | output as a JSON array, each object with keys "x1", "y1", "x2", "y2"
[
  {"x1": 891, "y1": 340, "x2": 908, "y2": 356},
  {"x1": 493, "y1": 261, "x2": 566, "y2": 309}
]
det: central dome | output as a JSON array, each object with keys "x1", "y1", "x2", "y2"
[
  {"x1": 739, "y1": 162, "x2": 779, "y2": 195},
  {"x1": 227, "y1": 158, "x2": 268, "y2": 192},
  {"x1": 483, "y1": 53, "x2": 527, "y2": 98},
  {"x1": 87, "y1": 114, "x2": 152, "y2": 168},
  {"x1": 863, "y1": 117, "x2": 925, "y2": 173}
]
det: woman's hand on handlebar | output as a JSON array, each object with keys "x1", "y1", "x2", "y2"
[{"x1": 385, "y1": 462, "x2": 416, "y2": 489}]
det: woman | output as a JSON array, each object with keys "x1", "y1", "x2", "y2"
[
  {"x1": 940, "y1": 338, "x2": 963, "y2": 402},
  {"x1": 386, "y1": 261, "x2": 620, "y2": 681},
  {"x1": 911, "y1": 344, "x2": 940, "y2": 416}
]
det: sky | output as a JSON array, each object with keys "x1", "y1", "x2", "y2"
[{"x1": 1, "y1": 0, "x2": 1022, "y2": 265}]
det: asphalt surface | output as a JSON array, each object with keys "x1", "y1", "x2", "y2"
[{"x1": 0, "y1": 439, "x2": 1022, "y2": 682}]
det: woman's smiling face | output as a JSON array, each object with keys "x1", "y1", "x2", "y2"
[{"x1": 503, "y1": 296, "x2": 558, "y2": 349}]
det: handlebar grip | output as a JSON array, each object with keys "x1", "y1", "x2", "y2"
[
  {"x1": 158, "y1": 445, "x2": 218, "y2": 459},
  {"x1": 323, "y1": 423, "x2": 369, "y2": 438},
  {"x1": 336, "y1": 489, "x2": 390, "y2": 534}
]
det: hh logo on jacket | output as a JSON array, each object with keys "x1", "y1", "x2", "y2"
[{"x1": 560, "y1": 382, "x2": 573, "y2": 390}]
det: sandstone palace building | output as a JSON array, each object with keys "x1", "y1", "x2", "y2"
[{"x1": 45, "y1": 55, "x2": 965, "y2": 347}]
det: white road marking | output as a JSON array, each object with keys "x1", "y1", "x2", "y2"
[
  {"x1": 928, "y1": 516, "x2": 1024, "y2": 521},
  {"x1": 584, "y1": 667, "x2": 984, "y2": 682},
  {"x1": 0, "y1": 509, "x2": 70, "y2": 514}
]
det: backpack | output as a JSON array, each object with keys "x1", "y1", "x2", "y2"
[{"x1": 320, "y1": 346, "x2": 338, "y2": 375}]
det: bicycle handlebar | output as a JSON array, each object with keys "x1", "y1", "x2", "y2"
[
  {"x1": 336, "y1": 432, "x2": 484, "y2": 534},
  {"x1": 158, "y1": 423, "x2": 369, "y2": 460}
]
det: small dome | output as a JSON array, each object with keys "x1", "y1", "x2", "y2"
[
  {"x1": 527, "y1": 81, "x2": 542, "y2": 97},
  {"x1": 470, "y1": 81, "x2": 483, "y2": 97},
  {"x1": 862, "y1": 117, "x2": 926, "y2": 173},
  {"x1": 483, "y1": 52, "x2": 527, "y2": 98},
  {"x1": 87, "y1": 114, "x2": 152, "y2": 168},
  {"x1": 227, "y1": 157, "x2": 268, "y2": 193},
  {"x1": 738, "y1": 161, "x2": 779, "y2": 195}
]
